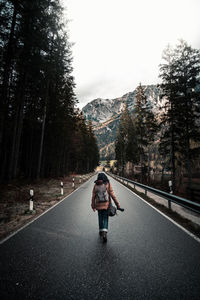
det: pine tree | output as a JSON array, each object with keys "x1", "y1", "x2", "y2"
[
  {"x1": 173, "y1": 40, "x2": 200, "y2": 189},
  {"x1": 72, "y1": 113, "x2": 99, "y2": 173},
  {"x1": 87, "y1": 121, "x2": 99, "y2": 171},
  {"x1": 159, "y1": 45, "x2": 179, "y2": 189},
  {"x1": 134, "y1": 84, "x2": 157, "y2": 182},
  {"x1": 135, "y1": 84, "x2": 148, "y2": 169},
  {"x1": 0, "y1": 0, "x2": 99, "y2": 181},
  {"x1": 115, "y1": 104, "x2": 139, "y2": 176},
  {"x1": 159, "y1": 40, "x2": 200, "y2": 191},
  {"x1": 115, "y1": 122, "x2": 126, "y2": 175},
  {"x1": 0, "y1": 0, "x2": 19, "y2": 179}
]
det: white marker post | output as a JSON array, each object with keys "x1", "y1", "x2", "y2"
[
  {"x1": 168, "y1": 180, "x2": 173, "y2": 209},
  {"x1": 79, "y1": 176, "x2": 82, "y2": 184},
  {"x1": 61, "y1": 181, "x2": 64, "y2": 195},
  {"x1": 168, "y1": 180, "x2": 173, "y2": 194},
  {"x1": 29, "y1": 189, "x2": 34, "y2": 211},
  {"x1": 72, "y1": 178, "x2": 75, "y2": 189}
]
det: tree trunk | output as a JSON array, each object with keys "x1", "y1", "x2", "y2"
[
  {"x1": 8, "y1": 105, "x2": 19, "y2": 179},
  {"x1": 13, "y1": 76, "x2": 27, "y2": 178},
  {"x1": 185, "y1": 92, "x2": 192, "y2": 191},
  {"x1": 170, "y1": 100, "x2": 176, "y2": 193},
  {"x1": 37, "y1": 80, "x2": 49, "y2": 179},
  {"x1": 0, "y1": 3, "x2": 17, "y2": 173},
  {"x1": 186, "y1": 128, "x2": 192, "y2": 191},
  {"x1": 8, "y1": 72, "x2": 27, "y2": 179},
  {"x1": 28, "y1": 125, "x2": 34, "y2": 178}
]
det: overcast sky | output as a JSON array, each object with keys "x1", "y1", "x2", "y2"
[{"x1": 63, "y1": 0, "x2": 200, "y2": 108}]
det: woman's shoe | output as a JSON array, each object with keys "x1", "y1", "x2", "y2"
[
  {"x1": 99, "y1": 231, "x2": 103, "y2": 237},
  {"x1": 102, "y1": 231, "x2": 107, "y2": 243}
]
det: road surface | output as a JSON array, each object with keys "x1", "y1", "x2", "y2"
[{"x1": 0, "y1": 174, "x2": 200, "y2": 299}]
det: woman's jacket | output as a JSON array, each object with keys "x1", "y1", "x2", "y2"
[{"x1": 91, "y1": 180, "x2": 120, "y2": 210}]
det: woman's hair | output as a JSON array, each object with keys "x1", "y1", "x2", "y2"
[{"x1": 94, "y1": 172, "x2": 109, "y2": 183}]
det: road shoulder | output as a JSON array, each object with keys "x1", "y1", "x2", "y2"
[{"x1": 109, "y1": 174, "x2": 200, "y2": 241}]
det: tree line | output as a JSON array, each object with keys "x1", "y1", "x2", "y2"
[
  {"x1": 0, "y1": 0, "x2": 99, "y2": 181},
  {"x1": 115, "y1": 40, "x2": 200, "y2": 192},
  {"x1": 115, "y1": 85, "x2": 157, "y2": 183}
]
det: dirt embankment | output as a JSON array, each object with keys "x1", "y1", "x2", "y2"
[{"x1": 0, "y1": 174, "x2": 94, "y2": 241}]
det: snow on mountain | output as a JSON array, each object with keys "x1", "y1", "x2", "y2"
[
  {"x1": 82, "y1": 97, "x2": 124, "y2": 125},
  {"x1": 82, "y1": 85, "x2": 162, "y2": 159}
]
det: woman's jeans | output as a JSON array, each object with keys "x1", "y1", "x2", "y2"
[{"x1": 98, "y1": 210, "x2": 109, "y2": 232}]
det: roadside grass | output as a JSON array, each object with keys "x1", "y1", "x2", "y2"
[{"x1": 0, "y1": 173, "x2": 94, "y2": 241}]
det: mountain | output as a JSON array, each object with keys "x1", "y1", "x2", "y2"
[{"x1": 82, "y1": 85, "x2": 162, "y2": 160}]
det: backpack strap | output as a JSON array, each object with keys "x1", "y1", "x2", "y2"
[{"x1": 108, "y1": 183, "x2": 111, "y2": 204}]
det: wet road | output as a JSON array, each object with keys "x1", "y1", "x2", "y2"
[{"x1": 0, "y1": 174, "x2": 200, "y2": 299}]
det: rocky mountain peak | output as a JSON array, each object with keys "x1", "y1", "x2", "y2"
[
  {"x1": 82, "y1": 97, "x2": 124, "y2": 125},
  {"x1": 82, "y1": 84, "x2": 161, "y2": 159}
]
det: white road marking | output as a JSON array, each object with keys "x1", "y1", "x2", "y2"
[{"x1": 109, "y1": 175, "x2": 200, "y2": 244}]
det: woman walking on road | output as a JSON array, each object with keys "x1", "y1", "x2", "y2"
[{"x1": 91, "y1": 173, "x2": 121, "y2": 242}]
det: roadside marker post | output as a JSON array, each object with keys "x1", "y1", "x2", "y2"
[
  {"x1": 168, "y1": 180, "x2": 173, "y2": 209},
  {"x1": 61, "y1": 181, "x2": 64, "y2": 195},
  {"x1": 168, "y1": 180, "x2": 173, "y2": 193},
  {"x1": 29, "y1": 189, "x2": 34, "y2": 211},
  {"x1": 72, "y1": 178, "x2": 75, "y2": 189}
]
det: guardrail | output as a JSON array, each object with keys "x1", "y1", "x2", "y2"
[{"x1": 109, "y1": 173, "x2": 200, "y2": 214}]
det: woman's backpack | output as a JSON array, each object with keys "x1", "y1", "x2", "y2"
[{"x1": 95, "y1": 184, "x2": 109, "y2": 202}]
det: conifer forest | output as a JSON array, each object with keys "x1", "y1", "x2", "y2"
[
  {"x1": 115, "y1": 40, "x2": 200, "y2": 195},
  {"x1": 0, "y1": 0, "x2": 99, "y2": 182},
  {"x1": 0, "y1": 0, "x2": 200, "y2": 200}
]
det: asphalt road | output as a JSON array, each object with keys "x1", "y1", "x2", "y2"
[{"x1": 0, "y1": 174, "x2": 200, "y2": 300}]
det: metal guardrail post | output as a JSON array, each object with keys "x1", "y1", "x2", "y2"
[{"x1": 168, "y1": 200, "x2": 171, "y2": 210}]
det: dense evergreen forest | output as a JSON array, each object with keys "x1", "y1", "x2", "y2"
[
  {"x1": 115, "y1": 40, "x2": 200, "y2": 193},
  {"x1": 0, "y1": 0, "x2": 99, "y2": 181}
]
